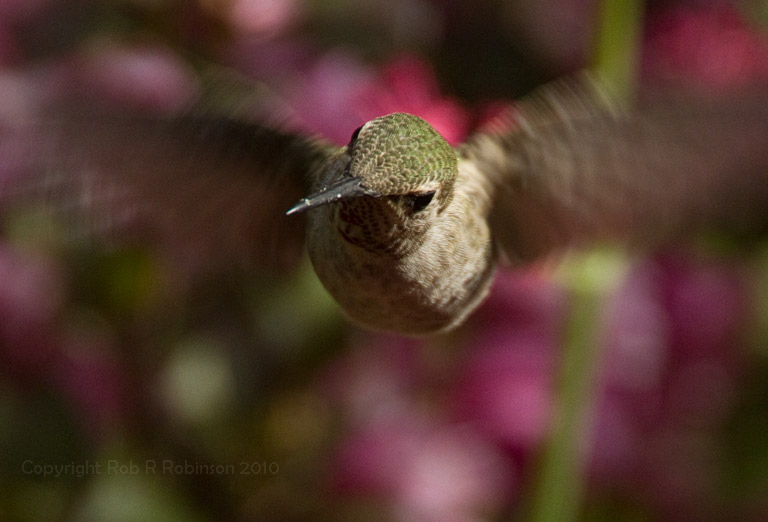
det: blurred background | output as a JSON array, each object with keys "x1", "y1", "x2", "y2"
[{"x1": 2, "y1": 0, "x2": 768, "y2": 521}]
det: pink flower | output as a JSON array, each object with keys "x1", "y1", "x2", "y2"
[
  {"x1": 55, "y1": 326, "x2": 127, "y2": 439},
  {"x1": 596, "y1": 253, "x2": 746, "y2": 431},
  {"x1": 331, "y1": 413, "x2": 514, "y2": 522},
  {"x1": 0, "y1": 0, "x2": 54, "y2": 24},
  {"x1": 282, "y1": 51, "x2": 381, "y2": 144},
  {"x1": 0, "y1": 243, "x2": 128, "y2": 437},
  {"x1": 0, "y1": 26, "x2": 19, "y2": 65},
  {"x1": 587, "y1": 393, "x2": 643, "y2": 486},
  {"x1": 588, "y1": 253, "x2": 750, "y2": 517},
  {"x1": 451, "y1": 270, "x2": 565, "y2": 455},
  {"x1": 321, "y1": 333, "x2": 422, "y2": 422},
  {"x1": 655, "y1": 253, "x2": 746, "y2": 427},
  {"x1": 598, "y1": 260, "x2": 669, "y2": 427},
  {"x1": 362, "y1": 57, "x2": 470, "y2": 146},
  {"x1": 393, "y1": 425, "x2": 513, "y2": 522},
  {"x1": 0, "y1": 245, "x2": 64, "y2": 376},
  {"x1": 469, "y1": 268, "x2": 566, "y2": 336},
  {"x1": 242, "y1": 51, "x2": 470, "y2": 146},
  {"x1": 224, "y1": 0, "x2": 303, "y2": 36},
  {"x1": 331, "y1": 414, "x2": 426, "y2": 495},
  {"x1": 0, "y1": 0, "x2": 54, "y2": 65},
  {"x1": 658, "y1": 253, "x2": 748, "y2": 361},
  {"x1": 643, "y1": 6, "x2": 768, "y2": 93},
  {"x1": 453, "y1": 341, "x2": 554, "y2": 454},
  {"x1": 325, "y1": 333, "x2": 515, "y2": 520},
  {"x1": 54, "y1": 43, "x2": 201, "y2": 114}
]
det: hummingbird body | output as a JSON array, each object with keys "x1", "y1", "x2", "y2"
[
  {"x1": 6, "y1": 75, "x2": 768, "y2": 336},
  {"x1": 305, "y1": 142, "x2": 496, "y2": 334}
]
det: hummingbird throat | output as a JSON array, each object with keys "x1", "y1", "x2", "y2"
[{"x1": 333, "y1": 196, "x2": 425, "y2": 256}]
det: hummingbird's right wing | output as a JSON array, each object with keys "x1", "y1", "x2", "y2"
[
  {"x1": 461, "y1": 75, "x2": 768, "y2": 263},
  {"x1": 0, "y1": 107, "x2": 336, "y2": 274}
]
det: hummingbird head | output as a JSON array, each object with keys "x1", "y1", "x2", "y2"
[
  {"x1": 287, "y1": 113, "x2": 458, "y2": 253},
  {"x1": 288, "y1": 112, "x2": 457, "y2": 213},
  {"x1": 344, "y1": 112, "x2": 457, "y2": 207}
]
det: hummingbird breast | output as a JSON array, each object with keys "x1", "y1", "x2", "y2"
[{"x1": 305, "y1": 161, "x2": 496, "y2": 335}]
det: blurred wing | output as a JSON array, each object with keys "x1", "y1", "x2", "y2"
[
  {"x1": 462, "y1": 75, "x2": 768, "y2": 263},
  {"x1": 0, "y1": 110, "x2": 335, "y2": 273}
]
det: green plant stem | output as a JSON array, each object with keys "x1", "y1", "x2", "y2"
[
  {"x1": 526, "y1": 249, "x2": 628, "y2": 522},
  {"x1": 592, "y1": 0, "x2": 645, "y2": 100}
]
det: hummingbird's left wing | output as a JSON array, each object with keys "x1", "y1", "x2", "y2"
[
  {"x1": 0, "y1": 107, "x2": 336, "y2": 274},
  {"x1": 461, "y1": 75, "x2": 768, "y2": 263}
]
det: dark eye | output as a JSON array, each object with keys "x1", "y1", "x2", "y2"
[
  {"x1": 348, "y1": 125, "x2": 363, "y2": 147},
  {"x1": 410, "y1": 191, "x2": 435, "y2": 212}
]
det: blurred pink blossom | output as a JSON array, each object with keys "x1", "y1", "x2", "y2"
[
  {"x1": 322, "y1": 334, "x2": 422, "y2": 423},
  {"x1": 0, "y1": 0, "x2": 52, "y2": 67},
  {"x1": 0, "y1": 70, "x2": 45, "y2": 119},
  {"x1": 0, "y1": 0, "x2": 54, "y2": 24},
  {"x1": 469, "y1": 268, "x2": 566, "y2": 335},
  {"x1": 453, "y1": 340, "x2": 554, "y2": 454},
  {"x1": 56, "y1": 43, "x2": 201, "y2": 114},
  {"x1": 643, "y1": 5, "x2": 768, "y2": 93},
  {"x1": 392, "y1": 425, "x2": 513, "y2": 522},
  {"x1": 55, "y1": 325, "x2": 127, "y2": 439},
  {"x1": 282, "y1": 51, "x2": 381, "y2": 144},
  {"x1": 452, "y1": 270, "x2": 565, "y2": 455},
  {"x1": 655, "y1": 254, "x2": 746, "y2": 427},
  {"x1": 331, "y1": 413, "x2": 513, "y2": 522},
  {"x1": 599, "y1": 261, "x2": 669, "y2": 423},
  {"x1": 225, "y1": 0, "x2": 303, "y2": 36},
  {"x1": 0, "y1": 245, "x2": 64, "y2": 376},
  {"x1": 638, "y1": 428, "x2": 721, "y2": 522},
  {"x1": 331, "y1": 413, "x2": 428, "y2": 495},
  {"x1": 325, "y1": 332, "x2": 515, "y2": 520},
  {"x1": 659, "y1": 254, "x2": 748, "y2": 359},
  {"x1": 241, "y1": 50, "x2": 469, "y2": 145},
  {"x1": 362, "y1": 57, "x2": 470, "y2": 145},
  {"x1": 589, "y1": 253, "x2": 750, "y2": 517},
  {"x1": 0, "y1": 243, "x2": 129, "y2": 438},
  {"x1": 0, "y1": 26, "x2": 19, "y2": 65}
]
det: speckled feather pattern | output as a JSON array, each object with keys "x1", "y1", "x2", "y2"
[
  {"x1": 349, "y1": 113, "x2": 457, "y2": 200},
  {"x1": 306, "y1": 113, "x2": 495, "y2": 334}
]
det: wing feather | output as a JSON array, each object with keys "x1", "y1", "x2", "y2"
[
  {"x1": 462, "y1": 75, "x2": 768, "y2": 262},
  {"x1": 0, "y1": 108, "x2": 335, "y2": 273}
]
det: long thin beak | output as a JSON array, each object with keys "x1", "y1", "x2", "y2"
[{"x1": 286, "y1": 176, "x2": 375, "y2": 215}]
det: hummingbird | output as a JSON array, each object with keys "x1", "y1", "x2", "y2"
[{"x1": 2, "y1": 74, "x2": 768, "y2": 335}]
